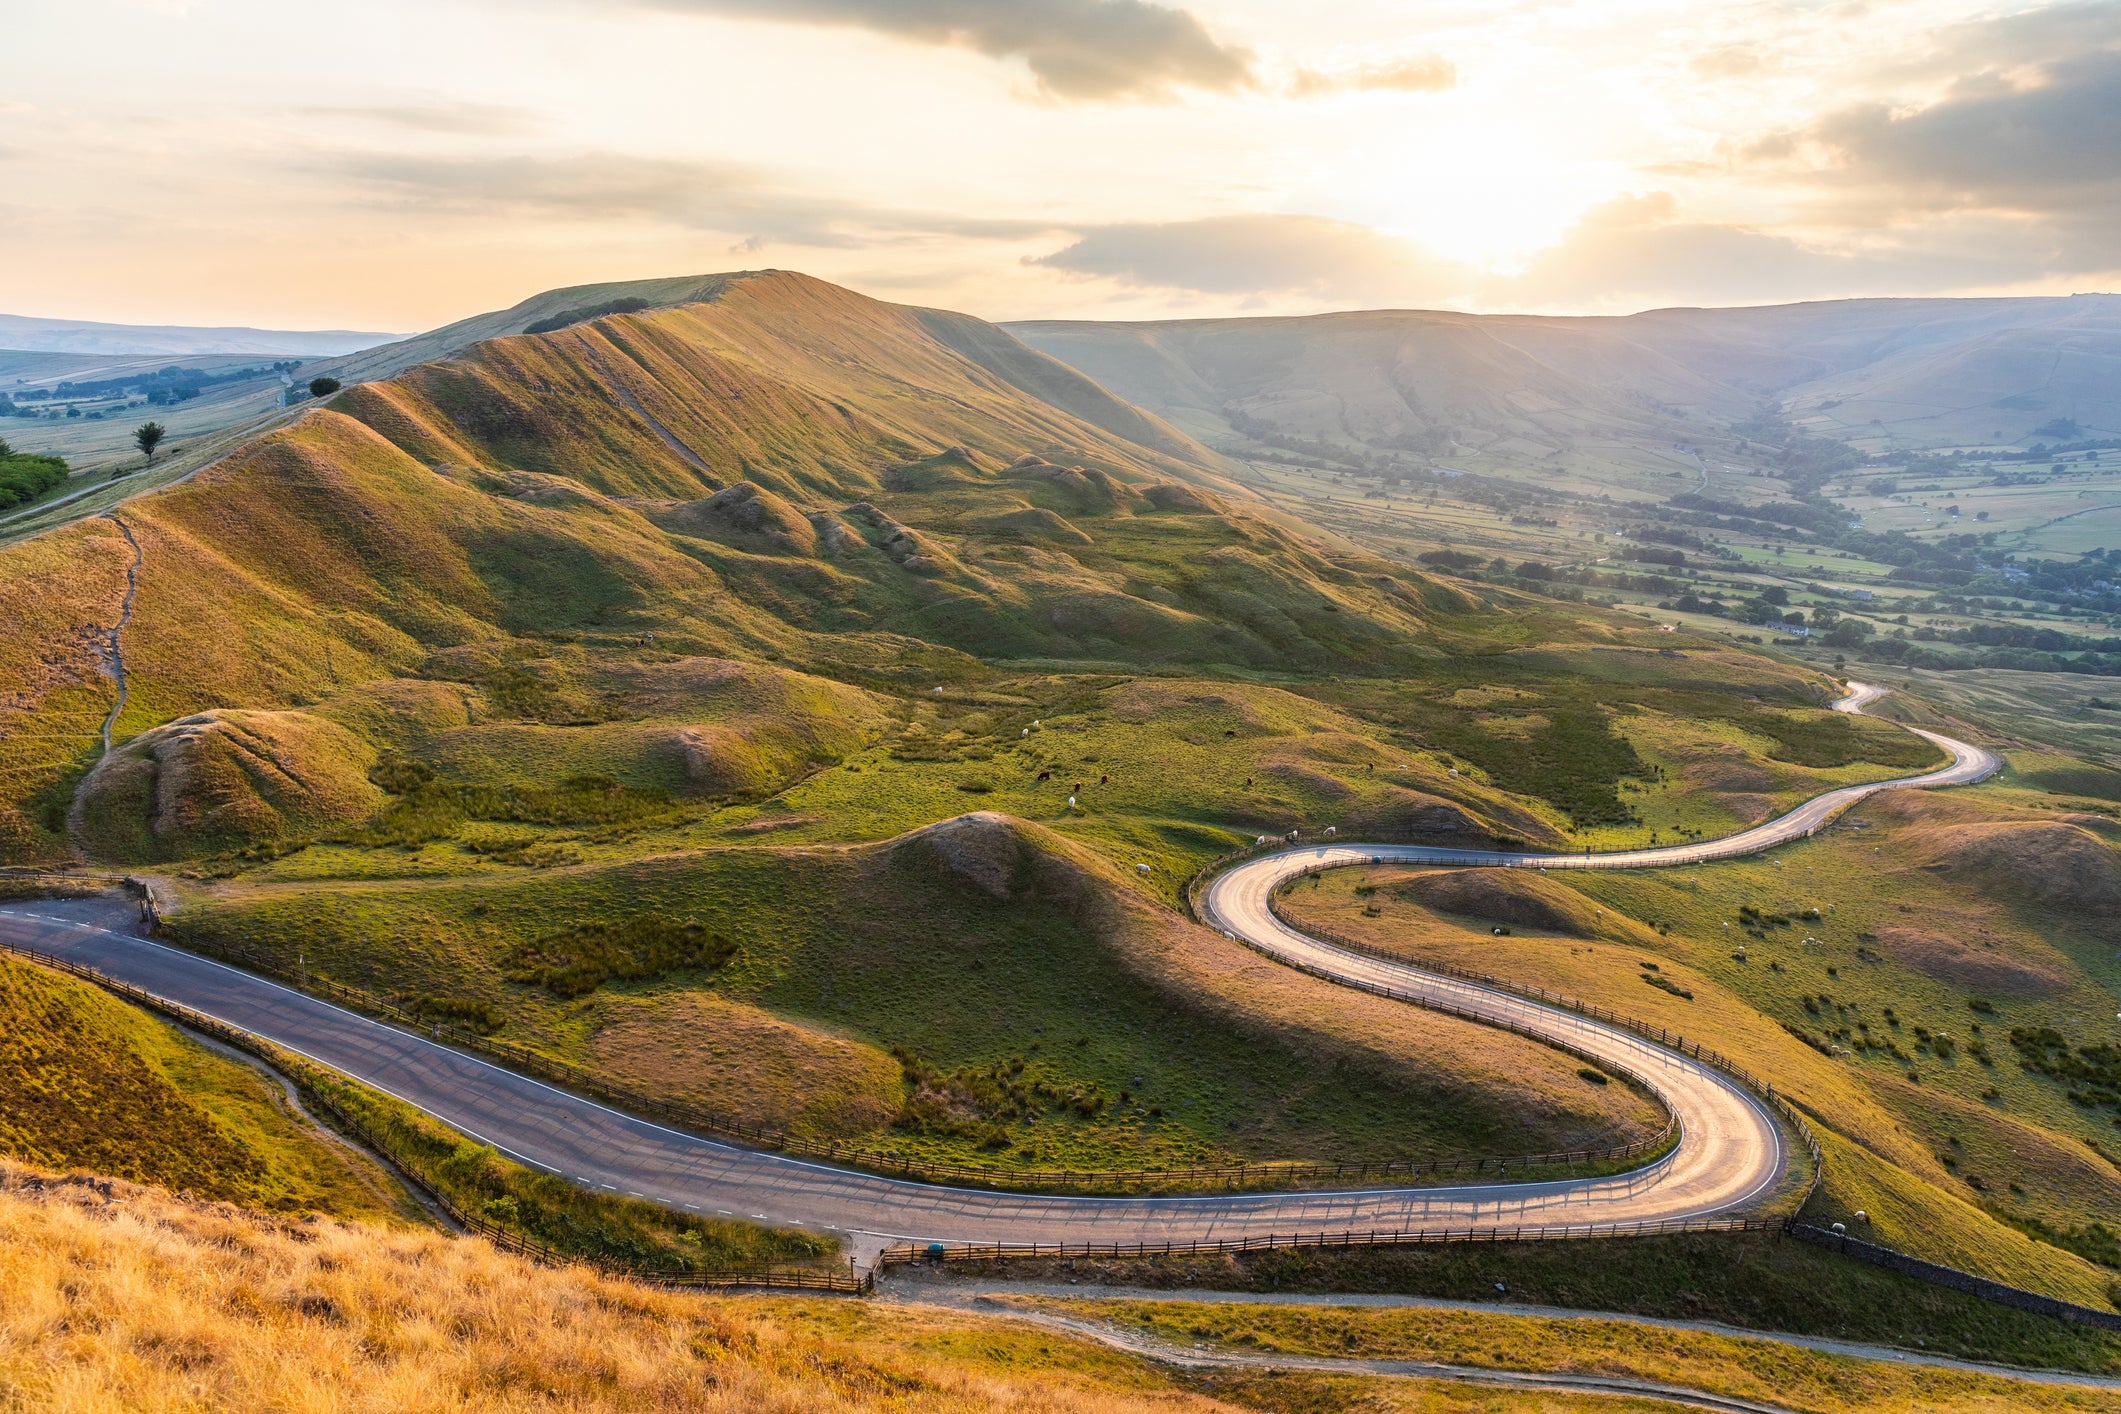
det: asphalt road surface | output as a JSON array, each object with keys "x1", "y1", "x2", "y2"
[{"x1": 0, "y1": 684, "x2": 1996, "y2": 1255}]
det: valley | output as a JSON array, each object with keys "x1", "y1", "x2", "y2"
[{"x1": 4, "y1": 268, "x2": 2121, "y2": 1409}]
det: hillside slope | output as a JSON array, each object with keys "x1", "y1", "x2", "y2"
[
  {"x1": 0, "y1": 1165, "x2": 1249, "y2": 1413},
  {"x1": 0, "y1": 951, "x2": 407, "y2": 1218},
  {"x1": 0, "y1": 272, "x2": 1567, "y2": 861}
]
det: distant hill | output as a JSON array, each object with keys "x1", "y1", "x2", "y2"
[
  {"x1": 0, "y1": 313, "x2": 398, "y2": 358},
  {"x1": 1008, "y1": 294, "x2": 2121, "y2": 454}
]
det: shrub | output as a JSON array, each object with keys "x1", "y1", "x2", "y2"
[
  {"x1": 0, "y1": 446, "x2": 67, "y2": 509},
  {"x1": 505, "y1": 914, "x2": 735, "y2": 997},
  {"x1": 523, "y1": 297, "x2": 652, "y2": 335}
]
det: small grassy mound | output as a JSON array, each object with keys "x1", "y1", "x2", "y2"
[
  {"x1": 1388, "y1": 868, "x2": 1608, "y2": 935},
  {"x1": 175, "y1": 812, "x2": 1666, "y2": 1175},
  {"x1": 646, "y1": 480, "x2": 818, "y2": 555},
  {"x1": 1905, "y1": 817, "x2": 2121, "y2": 922},
  {"x1": 0, "y1": 953, "x2": 403, "y2": 1218},
  {"x1": 591, "y1": 991, "x2": 902, "y2": 1141},
  {"x1": 74, "y1": 709, "x2": 382, "y2": 863}
]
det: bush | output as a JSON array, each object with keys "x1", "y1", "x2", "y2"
[
  {"x1": 505, "y1": 914, "x2": 735, "y2": 997},
  {"x1": 523, "y1": 297, "x2": 652, "y2": 336},
  {"x1": 0, "y1": 445, "x2": 67, "y2": 510},
  {"x1": 401, "y1": 992, "x2": 507, "y2": 1034}
]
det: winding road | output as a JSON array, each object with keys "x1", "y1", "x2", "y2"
[{"x1": 0, "y1": 684, "x2": 1997, "y2": 1257}]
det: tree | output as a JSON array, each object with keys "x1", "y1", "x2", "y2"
[
  {"x1": 134, "y1": 421, "x2": 167, "y2": 464},
  {"x1": 308, "y1": 376, "x2": 342, "y2": 399}
]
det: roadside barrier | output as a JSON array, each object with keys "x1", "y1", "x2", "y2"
[
  {"x1": 880, "y1": 1214, "x2": 1780, "y2": 1267},
  {"x1": 1788, "y1": 1222, "x2": 2121, "y2": 1331}
]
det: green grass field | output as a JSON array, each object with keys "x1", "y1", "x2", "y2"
[{"x1": 11, "y1": 272, "x2": 2117, "y2": 1341}]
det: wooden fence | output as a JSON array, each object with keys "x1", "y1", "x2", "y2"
[{"x1": 879, "y1": 1214, "x2": 1781, "y2": 1268}]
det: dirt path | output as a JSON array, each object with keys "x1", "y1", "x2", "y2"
[
  {"x1": 884, "y1": 1274, "x2": 2121, "y2": 1391},
  {"x1": 93, "y1": 512, "x2": 141, "y2": 759},
  {"x1": 885, "y1": 1284, "x2": 1801, "y2": 1413},
  {"x1": 63, "y1": 513, "x2": 143, "y2": 855}
]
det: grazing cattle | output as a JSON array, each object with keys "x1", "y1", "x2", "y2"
[{"x1": 1037, "y1": 770, "x2": 1052, "y2": 781}]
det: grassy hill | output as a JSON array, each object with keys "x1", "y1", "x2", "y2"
[{"x1": 6, "y1": 269, "x2": 2064, "y2": 1276}]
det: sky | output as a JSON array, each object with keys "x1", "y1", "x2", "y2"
[{"x1": 2, "y1": 0, "x2": 2117, "y2": 332}]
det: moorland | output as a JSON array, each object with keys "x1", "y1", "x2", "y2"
[{"x1": 5, "y1": 269, "x2": 2121, "y2": 1408}]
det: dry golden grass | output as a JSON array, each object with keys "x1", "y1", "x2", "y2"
[
  {"x1": 0, "y1": 1163, "x2": 1243, "y2": 1414},
  {"x1": 590, "y1": 991, "x2": 902, "y2": 1141}
]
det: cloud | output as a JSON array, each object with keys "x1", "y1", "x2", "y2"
[
  {"x1": 1288, "y1": 55, "x2": 1456, "y2": 99},
  {"x1": 1870, "y1": 0, "x2": 2121, "y2": 84},
  {"x1": 1812, "y1": 49, "x2": 2121, "y2": 214},
  {"x1": 1030, "y1": 213, "x2": 1468, "y2": 303},
  {"x1": 1492, "y1": 194, "x2": 2066, "y2": 311},
  {"x1": 1688, "y1": 46, "x2": 1766, "y2": 80},
  {"x1": 631, "y1": 0, "x2": 1254, "y2": 100},
  {"x1": 318, "y1": 151, "x2": 1054, "y2": 248},
  {"x1": 1022, "y1": 196, "x2": 2089, "y2": 315},
  {"x1": 297, "y1": 102, "x2": 546, "y2": 136}
]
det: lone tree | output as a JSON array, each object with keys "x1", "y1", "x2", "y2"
[
  {"x1": 134, "y1": 421, "x2": 166, "y2": 464},
  {"x1": 307, "y1": 376, "x2": 341, "y2": 399}
]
